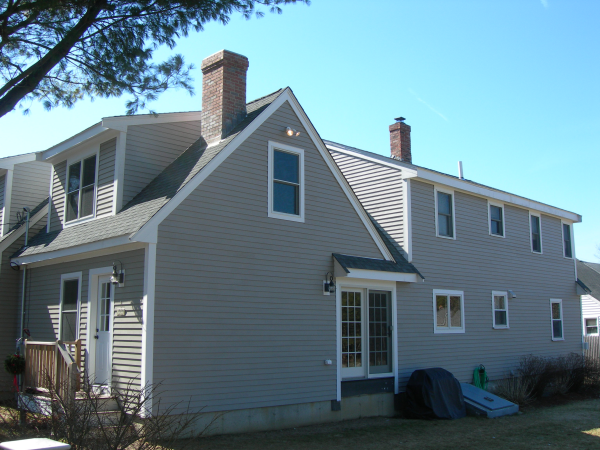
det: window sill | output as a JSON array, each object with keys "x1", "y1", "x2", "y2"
[
  {"x1": 493, "y1": 325, "x2": 509, "y2": 330},
  {"x1": 436, "y1": 234, "x2": 456, "y2": 241},
  {"x1": 551, "y1": 337, "x2": 565, "y2": 341},
  {"x1": 64, "y1": 214, "x2": 96, "y2": 228},
  {"x1": 434, "y1": 328, "x2": 465, "y2": 334},
  {"x1": 489, "y1": 233, "x2": 505, "y2": 239},
  {"x1": 531, "y1": 250, "x2": 544, "y2": 255},
  {"x1": 268, "y1": 210, "x2": 305, "y2": 223}
]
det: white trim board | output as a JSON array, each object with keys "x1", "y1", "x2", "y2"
[
  {"x1": 130, "y1": 88, "x2": 394, "y2": 261},
  {"x1": 102, "y1": 111, "x2": 202, "y2": 132},
  {"x1": 1, "y1": 169, "x2": 13, "y2": 236},
  {"x1": 0, "y1": 152, "x2": 37, "y2": 170},
  {"x1": 333, "y1": 260, "x2": 418, "y2": 283},
  {"x1": 141, "y1": 243, "x2": 156, "y2": 416}
]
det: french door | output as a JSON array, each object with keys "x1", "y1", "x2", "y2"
[{"x1": 94, "y1": 276, "x2": 113, "y2": 385}]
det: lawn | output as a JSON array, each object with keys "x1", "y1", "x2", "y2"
[{"x1": 167, "y1": 398, "x2": 600, "y2": 450}]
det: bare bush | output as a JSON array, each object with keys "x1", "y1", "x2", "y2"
[{"x1": 492, "y1": 375, "x2": 534, "y2": 405}]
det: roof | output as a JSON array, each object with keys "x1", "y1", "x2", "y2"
[
  {"x1": 577, "y1": 259, "x2": 600, "y2": 299},
  {"x1": 0, "y1": 197, "x2": 49, "y2": 247},
  {"x1": 13, "y1": 90, "x2": 283, "y2": 259},
  {"x1": 325, "y1": 139, "x2": 581, "y2": 222}
]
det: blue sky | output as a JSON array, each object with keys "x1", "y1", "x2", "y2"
[{"x1": 1, "y1": 0, "x2": 598, "y2": 261}]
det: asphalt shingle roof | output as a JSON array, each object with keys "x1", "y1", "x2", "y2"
[
  {"x1": 13, "y1": 90, "x2": 283, "y2": 258},
  {"x1": 577, "y1": 259, "x2": 600, "y2": 300}
]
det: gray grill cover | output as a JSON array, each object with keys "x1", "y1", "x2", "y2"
[{"x1": 405, "y1": 368, "x2": 466, "y2": 420}]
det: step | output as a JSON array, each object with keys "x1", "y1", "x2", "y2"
[{"x1": 460, "y1": 382, "x2": 519, "y2": 418}]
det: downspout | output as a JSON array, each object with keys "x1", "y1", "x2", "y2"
[{"x1": 19, "y1": 207, "x2": 31, "y2": 339}]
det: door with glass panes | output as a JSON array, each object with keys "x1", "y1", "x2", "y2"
[
  {"x1": 94, "y1": 276, "x2": 113, "y2": 385},
  {"x1": 341, "y1": 289, "x2": 393, "y2": 378}
]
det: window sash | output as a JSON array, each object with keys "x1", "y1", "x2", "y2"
[
  {"x1": 492, "y1": 293, "x2": 508, "y2": 328},
  {"x1": 60, "y1": 277, "x2": 79, "y2": 341},
  {"x1": 585, "y1": 318, "x2": 598, "y2": 335},
  {"x1": 551, "y1": 300, "x2": 563, "y2": 340},
  {"x1": 563, "y1": 224, "x2": 572, "y2": 258},
  {"x1": 434, "y1": 292, "x2": 464, "y2": 332},
  {"x1": 490, "y1": 206, "x2": 503, "y2": 236},
  {"x1": 437, "y1": 192, "x2": 454, "y2": 238},
  {"x1": 531, "y1": 215, "x2": 542, "y2": 252},
  {"x1": 66, "y1": 155, "x2": 96, "y2": 222}
]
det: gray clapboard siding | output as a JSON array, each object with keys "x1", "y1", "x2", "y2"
[
  {"x1": 330, "y1": 150, "x2": 406, "y2": 257},
  {"x1": 122, "y1": 121, "x2": 201, "y2": 206},
  {"x1": 10, "y1": 162, "x2": 51, "y2": 227},
  {"x1": 97, "y1": 139, "x2": 116, "y2": 218},
  {"x1": 49, "y1": 161, "x2": 67, "y2": 232},
  {"x1": 393, "y1": 180, "x2": 581, "y2": 387},
  {"x1": 0, "y1": 174, "x2": 5, "y2": 235},
  {"x1": 22, "y1": 249, "x2": 145, "y2": 390},
  {"x1": 154, "y1": 101, "x2": 385, "y2": 413},
  {"x1": 582, "y1": 295, "x2": 600, "y2": 324}
]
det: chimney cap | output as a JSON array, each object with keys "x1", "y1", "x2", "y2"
[{"x1": 394, "y1": 117, "x2": 406, "y2": 123}]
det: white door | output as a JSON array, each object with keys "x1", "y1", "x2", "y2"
[{"x1": 94, "y1": 277, "x2": 113, "y2": 385}]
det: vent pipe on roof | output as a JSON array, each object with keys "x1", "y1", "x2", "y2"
[{"x1": 458, "y1": 161, "x2": 464, "y2": 180}]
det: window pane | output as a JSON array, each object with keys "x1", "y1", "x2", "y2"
[
  {"x1": 436, "y1": 295, "x2": 448, "y2": 327},
  {"x1": 490, "y1": 206, "x2": 501, "y2": 221},
  {"x1": 491, "y1": 221, "x2": 501, "y2": 235},
  {"x1": 532, "y1": 233, "x2": 541, "y2": 252},
  {"x1": 438, "y1": 193, "x2": 451, "y2": 215},
  {"x1": 494, "y1": 295, "x2": 505, "y2": 310},
  {"x1": 369, "y1": 291, "x2": 392, "y2": 374},
  {"x1": 552, "y1": 320, "x2": 563, "y2": 339},
  {"x1": 438, "y1": 215, "x2": 449, "y2": 236},
  {"x1": 495, "y1": 311, "x2": 507, "y2": 326},
  {"x1": 273, "y1": 150, "x2": 299, "y2": 184},
  {"x1": 62, "y1": 279, "x2": 79, "y2": 309},
  {"x1": 82, "y1": 155, "x2": 96, "y2": 187},
  {"x1": 585, "y1": 318, "x2": 597, "y2": 327},
  {"x1": 66, "y1": 191, "x2": 79, "y2": 222},
  {"x1": 450, "y1": 296, "x2": 462, "y2": 327},
  {"x1": 80, "y1": 185, "x2": 95, "y2": 217},
  {"x1": 531, "y1": 216, "x2": 540, "y2": 234},
  {"x1": 563, "y1": 224, "x2": 572, "y2": 257},
  {"x1": 552, "y1": 302, "x2": 561, "y2": 320},
  {"x1": 61, "y1": 312, "x2": 77, "y2": 341},
  {"x1": 67, "y1": 162, "x2": 81, "y2": 193},
  {"x1": 273, "y1": 182, "x2": 299, "y2": 215}
]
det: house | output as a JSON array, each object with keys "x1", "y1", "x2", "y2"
[
  {"x1": 0, "y1": 154, "x2": 50, "y2": 392},
  {"x1": 4, "y1": 49, "x2": 583, "y2": 435},
  {"x1": 577, "y1": 259, "x2": 600, "y2": 338},
  {"x1": 327, "y1": 118, "x2": 583, "y2": 387}
]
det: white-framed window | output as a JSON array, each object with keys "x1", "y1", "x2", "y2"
[
  {"x1": 529, "y1": 212, "x2": 542, "y2": 253},
  {"x1": 433, "y1": 289, "x2": 465, "y2": 334},
  {"x1": 550, "y1": 299, "x2": 564, "y2": 341},
  {"x1": 492, "y1": 291, "x2": 509, "y2": 329},
  {"x1": 59, "y1": 272, "x2": 82, "y2": 341},
  {"x1": 488, "y1": 202, "x2": 505, "y2": 237},
  {"x1": 267, "y1": 141, "x2": 304, "y2": 223},
  {"x1": 339, "y1": 285, "x2": 395, "y2": 380},
  {"x1": 584, "y1": 317, "x2": 599, "y2": 336},
  {"x1": 434, "y1": 187, "x2": 455, "y2": 239},
  {"x1": 65, "y1": 154, "x2": 97, "y2": 223},
  {"x1": 561, "y1": 222, "x2": 573, "y2": 259}
]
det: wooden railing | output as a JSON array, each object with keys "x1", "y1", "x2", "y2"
[{"x1": 24, "y1": 339, "x2": 82, "y2": 401}]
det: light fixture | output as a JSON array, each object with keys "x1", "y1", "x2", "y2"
[
  {"x1": 285, "y1": 127, "x2": 300, "y2": 137},
  {"x1": 508, "y1": 290, "x2": 516, "y2": 299},
  {"x1": 323, "y1": 272, "x2": 336, "y2": 295},
  {"x1": 111, "y1": 261, "x2": 125, "y2": 286}
]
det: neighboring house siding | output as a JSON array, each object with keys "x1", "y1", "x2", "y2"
[
  {"x1": 49, "y1": 161, "x2": 67, "y2": 232},
  {"x1": 154, "y1": 101, "x2": 384, "y2": 413},
  {"x1": 394, "y1": 180, "x2": 581, "y2": 386},
  {"x1": 0, "y1": 174, "x2": 5, "y2": 235},
  {"x1": 582, "y1": 295, "x2": 600, "y2": 332},
  {"x1": 97, "y1": 138, "x2": 116, "y2": 218},
  {"x1": 330, "y1": 150, "x2": 406, "y2": 258},
  {"x1": 122, "y1": 121, "x2": 201, "y2": 206},
  {"x1": 22, "y1": 249, "x2": 145, "y2": 390},
  {"x1": 10, "y1": 162, "x2": 51, "y2": 227}
]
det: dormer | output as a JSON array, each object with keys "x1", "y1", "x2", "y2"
[
  {"x1": 38, "y1": 112, "x2": 202, "y2": 232},
  {"x1": 0, "y1": 153, "x2": 51, "y2": 237}
]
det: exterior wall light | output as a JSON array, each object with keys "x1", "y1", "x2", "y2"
[
  {"x1": 323, "y1": 272, "x2": 336, "y2": 295},
  {"x1": 285, "y1": 127, "x2": 300, "y2": 137},
  {"x1": 111, "y1": 261, "x2": 125, "y2": 286}
]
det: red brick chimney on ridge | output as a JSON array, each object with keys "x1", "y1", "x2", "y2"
[
  {"x1": 389, "y1": 117, "x2": 412, "y2": 164},
  {"x1": 201, "y1": 50, "x2": 249, "y2": 144}
]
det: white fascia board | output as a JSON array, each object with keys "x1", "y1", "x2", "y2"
[
  {"x1": 130, "y1": 89, "x2": 393, "y2": 261},
  {"x1": 11, "y1": 235, "x2": 143, "y2": 267},
  {"x1": 328, "y1": 145, "x2": 581, "y2": 223},
  {"x1": 38, "y1": 123, "x2": 107, "y2": 161},
  {"x1": 0, "y1": 206, "x2": 47, "y2": 254},
  {"x1": 102, "y1": 111, "x2": 202, "y2": 132},
  {"x1": 0, "y1": 152, "x2": 37, "y2": 170},
  {"x1": 337, "y1": 267, "x2": 418, "y2": 283}
]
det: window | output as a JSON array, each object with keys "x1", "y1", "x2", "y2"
[
  {"x1": 59, "y1": 273, "x2": 81, "y2": 341},
  {"x1": 585, "y1": 318, "x2": 599, "y2": 336},
  {"x1": 562, "y1": 223, "x2": 573, "y2": 258},
  {"x1": 66, "y1": 155, "x2": 97, "y2": 222},
  {"x1": 550, "y1": 299, "x2": 563, "y2": 341},
  {"x1": 433, "y1": 289, "x2": 465, "y2": 333},
  {"x1": 435, "y1": 189, "x2": 454, "y2": 238},
  {"x1": 530, "y1": 213, "x2": 542, "y2": 253},
  {"x1": 492, "y1": 291, "x2": 509, "y2": 328},
  {"x1": 268, "y1": 142, "x2": 304, "y2": 222},
  {"x1": 489, "y1": 203, "x2": 504, "y2": 237},
  {"x1": 341, "y1": 289, "x2": 393, "y2": 378}
]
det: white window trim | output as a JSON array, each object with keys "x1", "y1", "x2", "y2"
[
  {"x1": 583, "y1": 316, "x2": 599, "y2": 336},
  {"x1": 434, "y1": 186, "x2": 456, "y2": 240},
  {"x1": 58, "y1": 272, "x2": 83, "y2": 341},
  {"x1": 487, "y1": 201, "x2": 505, "y2": 238},
  {"x1": 561, "y1": 221, "x2": 574, "y2": 259},
  {"x1": 63, "y1": 146, "x2": 100, "y2": 227},
  {"x1": 491, "y1": 290, "x2": 509, "y2": 329},
  {"x1": 433, "y1": 289, "x2": 465, "y2": 334},
  {"x1": 550, "y1": 298, "x2": 564, "y2": 341},
  {"x1": 529, "y1": 211, "x2": 543, "y2": 254},
  {"x1": 267, "y1": 141, "x2": 305, "y2": 223}
]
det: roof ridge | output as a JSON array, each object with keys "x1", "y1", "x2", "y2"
[{"x1": 246, "y1": 88, "x2": 284, "y2": 106}]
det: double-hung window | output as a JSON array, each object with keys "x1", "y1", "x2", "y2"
[
  {"x1": 433, "y1": 289, "x2": 464, "y2": 333},
  {"x1": 562, "y1": 223, "x2": 573, "y2": 258},
  {"x1": 489, "y1": 203, "x2": 504, "y2": 237},
  {"x1": 59, "y1": 273, "x2": 81, "y2": 341},
  {"x1": 436, "y1": 189, "x2": 454, "y2": 238},
  {"x1": 550, "y1": 299, "x2": 563, "y2": 341},
  {"x1": 492, "y1": 291, "x2": 509, "y2": 328},
  {"x1": 585, "y1": 318, "x2": 598, "y2": 336},
  {"x1": 530, "y1": 213, "x2": 542, "y2": 253},
  {"x1": 268, "y1": 142, "x2": 304, "y2": 222},
  {"x1": 66, "y1": 155, "x2": 97, "y2": 222}
]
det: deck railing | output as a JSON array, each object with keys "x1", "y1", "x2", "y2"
[{"x1": 24, "y1": 339, "x2": 82, "y2": 401}]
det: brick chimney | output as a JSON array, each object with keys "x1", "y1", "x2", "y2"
[
  {"x1": 201, "y1": 50, "x2": 249, "y2": 144},
  {"x1": 389, "y1": 117, "x2": 412, "y2": 163}
]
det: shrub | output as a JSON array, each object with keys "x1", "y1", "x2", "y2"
[
  {"x1": 517, "y1": 354, "x2": 550, "y2": 398},
  {"x1": 492, "y1": 375, "x2": 534, "y2": 405}
]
